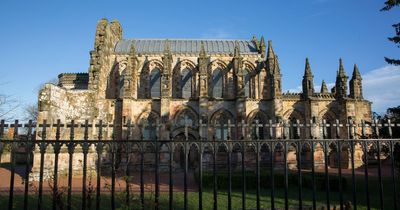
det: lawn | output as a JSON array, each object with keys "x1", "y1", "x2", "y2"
[{"x1": 0, "y1": 171, "x2": 398, "y2": 210}]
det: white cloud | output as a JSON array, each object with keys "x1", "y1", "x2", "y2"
[
  {"x1": 363, "y1": 65, "x2": 400, "y2": 114},
  {"x1": 200, "y1": 28, "x2": 233, "y2": 39}
]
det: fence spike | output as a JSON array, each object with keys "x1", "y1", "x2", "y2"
[
  {"x1": 374, "y1": 119, "x2": 380, "y2": 138},
  {"x1": 388, "y1": 119, "x2": 393, "y2": 138},
  {"x1": 336, "y1": 119, "x2": 341, "y2": 139},
  {"x1": 227, "y1": 119, "x2": 231, "y2": 140},
  {"x1": 184, "y1": 115, "x2": 189, "y2": 141},
  {"x1": 361, "y1": 119, "x2": 366, "y2": 139},
  {"x1": 269, "y1": 119, "x2": 273, "y2": 139},
  {"x1": 241, "y1": 119, "x2": 246, "y2": 140}
]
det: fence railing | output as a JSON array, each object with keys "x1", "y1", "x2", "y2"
[{"x1": 0, "y1": 119, "x2": 399, "y2": 210}]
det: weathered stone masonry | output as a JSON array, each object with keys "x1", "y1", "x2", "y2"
[{"x1": 34, "y1": 19, "x2": 372, "y2": 177}]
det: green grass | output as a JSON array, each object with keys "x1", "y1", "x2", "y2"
[
  {"x1": 0, "y1": 188, "x2": 398, "y2": 210},
  {"x1": 0, "y1": 171, "x2": 399, "y2": 209}
]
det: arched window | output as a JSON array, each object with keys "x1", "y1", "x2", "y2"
[
  {"x1": 176, "y1": 109, "x2": 197, "y2": 128},
  {"x1": 251, "y1": 112, "x2": 266, "y2": 139},
  {"x1": 181, "y1": 68, "x2": 192, "y2": 99},
  {"x1": 212, "y1": 111, "x2": 233, "y2": 140},
  {"x1": 212, "y1": 68, "x2": 223, "y2": 98},
  {"x1": 141, "y1": 113, "x2": 158, "y2": 140},
  {"x1": 244, "y1": 69, "x2": 251, "y2": 98},
  {"x1": 118, "y1": 70, "x2": 125, "y2": 98},
  {"x1": 150, "y1": 68, "x2": 161, "y2": 98}
]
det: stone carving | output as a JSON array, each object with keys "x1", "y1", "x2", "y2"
[{"x1": 34, "y1": 19, "x2": 372, "y2": 177}]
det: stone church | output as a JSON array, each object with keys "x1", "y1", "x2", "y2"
[{"x1": 37, "y1": 18, "x2": 372, "y2": 142}]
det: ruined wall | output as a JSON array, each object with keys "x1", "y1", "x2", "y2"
[{"x1": 38, "y1": 84, "x2": 96, "y2": 125}]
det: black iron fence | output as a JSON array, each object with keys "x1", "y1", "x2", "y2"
[{"x1": 0, "y1": 119, "x2": 399, "y2": 210}]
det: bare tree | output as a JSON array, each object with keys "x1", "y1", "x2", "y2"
[
  {"x1": 0, "y1": 93, "x2": 20, "y2": 121},
  {"x1": 23, "y1": 103, "x2": 38, "y2": 122}
]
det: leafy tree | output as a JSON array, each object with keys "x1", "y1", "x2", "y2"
[
  {"x1": 384, "y1": 105, "x2": 400, "y2": 138},
  {"x1": 381, "y1": 0, "x2": 400, "y2": 65},
  {"x1": 379, "y1": 105, "x2": 400, "y2": 174}
]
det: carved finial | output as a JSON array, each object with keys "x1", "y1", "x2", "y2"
[
  {"x1": 252, "y1": 35, "x2": 259, "y2": 51},
  {"x1": 338, "y1": 58, "x2": 346, "y2": 77},
  {"x1": 260, "y1": 36, "x2": 266, "y2": 56},
  {"x1": 164, "y1": 39, "x2": 171, "y2": 54},
  {"x1": 304, "y1": 57, "x2": 313, "y2": 77},
  {"x1": 352, "y1": 64, "x2": 361, "y2": 79},
  {"x1": 267, "y1": 40, "x2": 275, "y2": 59},
  {"x1": 302, "y1": 57, "x2": 314, "y2": 98},
  {"x1": 335, "y1": 58, "x2": 348, "y2": 98},
  {"x1": 350, "y1": 63, "x2": 363, "y2": 99},
  {"x1": 129, "y1": 42, "x2": 136, "y2": 56},
  {"x1": 199, "y1": 41, "x2": 206, "y2": 57},
  {"x1": 321, "y1": 80, "x2": 328, "y2": 94},
  {"x1": 234, "y1": 41, "x2": 240, "y2": 58}
]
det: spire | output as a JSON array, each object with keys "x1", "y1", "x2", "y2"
[
  {"x1": 198, "y1": 41, "x2": 209, "y2": 76},
  {"x1": 234, "y1": 41, "x2": 240, "y2": 58},
  {"x1": 162, "y1": 39, "x2": 173, "y2": 76},
  {"x1": 129, "y1": 42, "x2": 136, "y2": 57},
  {"x1": 164, "y1": 39, "x2": 171, "y2": 55},
  {"x1": 352, "y1": 64, "x2": 362, "y2": 79},
  {"x1": 233, "y1": 41, "x2": 243, "y2": 77},
  {"x1": 199, "y1": 41, "x2": 206, "y2": 58},
  {"x1": 260, "y1": 36, "x2": 266, "y2": 56},
  {"x1": 350, "y1": 63, "x2": 363, "y2": 99},
  {"x1": 321, "y1": 80, "x2": 328, "y2": 94},
  {"x1": 302, "y1": 57, "x2": 314, "y2": 98},
  {"x1": 252, "y1": 35, "x2": 260, "y2": 51},
  {"x1": 267, "y1": 40, "x2": 276, "y2": 59},
  {"x1": 265, "y1": 40, "x2": 280, "y2": 75},
  {"x1": 338, "y1": 58, "x2": 346, "y2": 77},
  {"x1": 335, "y1": 58, "x2": 348, "y2": 99},
  {"x1": 304, "y1": 57, "x2": 313, "y2": 77}
]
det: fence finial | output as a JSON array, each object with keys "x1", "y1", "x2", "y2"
[
  {"x1": 184, "y1": 116, "x2": 189, "y2": 141},
  {"x1": 336, "y1": 119, "x2": 341, "y2": 139},
  {"x1": 241, "y1": 119, "x2": 246, "y2": 140}
]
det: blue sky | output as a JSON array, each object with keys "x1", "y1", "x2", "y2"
[{"x1": 0, "y1": 0, "x2": 399, "y2": 118}]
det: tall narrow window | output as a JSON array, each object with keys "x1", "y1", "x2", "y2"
[
  {"x1": 150, "y1": 68, "x2": 161, "y2": 98},
  {"x1": 213, "y1": 68, "x2": 223, "y2": 98},
  {"x1": 244, "y1": 69, "x2": 251, "y2": 98},
  {"x1": 142, "y1": 113, "x2": 158, "y2": 140},
  {"x1": 181, "y1": 68, "x2": 192, "y2": 99}
]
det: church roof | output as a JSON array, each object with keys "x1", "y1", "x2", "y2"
[{"x1": 114, "y1": 39, "x2": 259, "y2": 55}]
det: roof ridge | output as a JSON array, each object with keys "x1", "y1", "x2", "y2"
[
  {"x1": 124, "y1": 38, "x2": 252, "y2": 41},
  {"x1": 115, "y1": 39, "x2": 259, "y2": 54}
]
